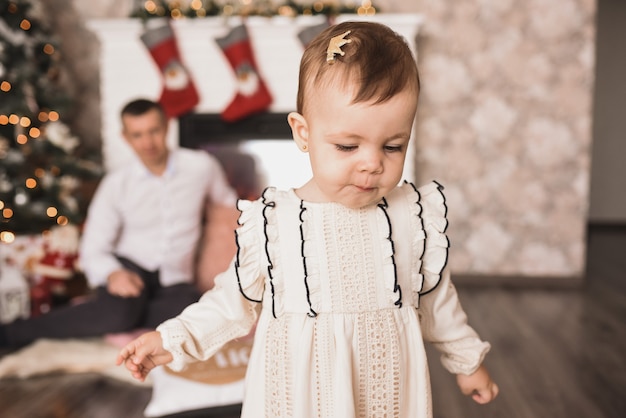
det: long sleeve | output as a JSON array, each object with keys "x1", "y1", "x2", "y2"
[
  {"x1": 157, "y1": 260, "x2": 261, "y2": 371},
  {"x1": 157, "y1": 197, "x2": 267, "y2": 371},
  {"x1": 78, "y1": 174, "x2": 124, "y2": 288},
  {"x1": 418, "y1": 268, "x2": 490, "y2": 375},
  {"x1": 411, "y1": 181, "x2": 491, "y2": 375}
]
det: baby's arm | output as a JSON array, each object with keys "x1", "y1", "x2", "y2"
[
  {"x1": 116, "y1": 330, "x2": 173, "y2": 382},
  {"x1": 418, "y1": 270, "x2": 498, "y2": 404},
  {"x1": 456, "y1": 364, "x2": 499, "y2": 404}
]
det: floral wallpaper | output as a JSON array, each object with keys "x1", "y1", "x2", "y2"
[{"x1": 413, "y1": 0, "x2": 597, "y2": 279}]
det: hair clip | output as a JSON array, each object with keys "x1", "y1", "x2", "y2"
[{"x1": 326, "y1": 30, "x2": 352, "y2": 64}]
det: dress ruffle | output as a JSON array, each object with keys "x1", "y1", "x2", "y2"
[
  {"x1": 403, "y1": 181, "x2": 450, "y2": 305},
  {"x1": 234, "y1": 194, "x2": 267, "y2": 304},
  {"x1": 299, "y1": 200, "x2": 321, "y2": 316},
  {"x1": 258, "y1": 188, "x2": 285, "y2": 317}
]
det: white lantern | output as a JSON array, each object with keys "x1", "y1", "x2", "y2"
[{"x1": 0, "y1": 258, "x2": 30, "y2": 324}]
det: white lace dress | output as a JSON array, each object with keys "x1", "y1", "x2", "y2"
[{"x1": 158, "y1": 181, "x2": 491, "y2": 418}]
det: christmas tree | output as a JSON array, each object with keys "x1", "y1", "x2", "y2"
[{"x1": 0, "y1": 0, "x2": 102, "y2": 240}]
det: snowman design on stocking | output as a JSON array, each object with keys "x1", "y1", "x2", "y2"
[
  {"x1": 141, "y1": 19, "x2": 200, "y2": 118},
  {"x1": 215, "y1": 24, "x2": 273, "y2": 122}
]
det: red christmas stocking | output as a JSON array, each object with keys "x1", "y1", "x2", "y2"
[
  {"x1": 141, "y1": 20, "x2": 199, "y2": 118},
  {"x1": 215, "y1": 24, "x2": 272, "y2": 122}
]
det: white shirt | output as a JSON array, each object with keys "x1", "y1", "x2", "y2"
[{"x1": 79, "y1": 148, "x2": 237, "y2": 288}]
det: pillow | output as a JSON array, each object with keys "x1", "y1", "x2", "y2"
[{"x1": 144, "y1": 337, "x2": 253, "y2": 417}]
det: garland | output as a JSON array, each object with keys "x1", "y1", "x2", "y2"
[{"x1": 130, "y1": 0, "x2": 379, "y2": 20}]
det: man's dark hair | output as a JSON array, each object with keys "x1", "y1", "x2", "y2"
[{"x1": 121, "y1": 98, "x2": 166, "y2": 119}]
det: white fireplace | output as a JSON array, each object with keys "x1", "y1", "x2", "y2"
[{"x1": 88, "y1": 14, "x2": 424, "y2": 188}]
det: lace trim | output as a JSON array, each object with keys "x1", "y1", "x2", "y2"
[
  {"x1": 356, "y1": 311, "x2": 402, "y2": 417},
  {"x1": 265, "y1": 317, "x2": 293, "y2": 416},
  {"x1": 158, "y1": 307, "x2": 256, "y2": 372},
  {"x1": 377, "y1": 197, "x2": 402, "y2": 308}
]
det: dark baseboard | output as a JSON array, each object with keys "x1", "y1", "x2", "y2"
[
  {"x1": 587, "y1": 222, "x2": 626, "y2": 234},
  {"x1": 452, "y1": 273, "x2": 585, "y2": 289}
]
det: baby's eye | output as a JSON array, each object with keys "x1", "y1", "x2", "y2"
[
  {"x1": 384, "y1": 145, "x2": 403, "y2": 153},
  {"x1": 335, "y1": 144, "x2": 357, "y2": 152}
]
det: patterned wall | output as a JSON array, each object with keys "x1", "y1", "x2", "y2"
[{"x1": 413, "y1": 0, "x2": 597, "y2": 279}]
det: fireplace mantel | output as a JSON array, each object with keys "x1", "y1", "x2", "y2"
[{"x1": 88, "y1": 14, "x2": 424, "y2": 175}]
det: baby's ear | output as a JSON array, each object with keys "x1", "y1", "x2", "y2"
[{"x1": 287, "y1": 112, "x2": 309, "y2": 152}]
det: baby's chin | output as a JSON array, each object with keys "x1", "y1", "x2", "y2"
[{"x1": 338, "y1": 192, "x2": 387, "y2": 210}]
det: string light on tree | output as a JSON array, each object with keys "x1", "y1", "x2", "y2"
[
  {"x1": 0, "y1": 0, "x2": 103, "y2": 237},
  {"x1": 0, "y1": 231, "x2": 15, "y2": 244},
  {"x1": 14, "y1": 190, "x2": 28, "y2": 205}
]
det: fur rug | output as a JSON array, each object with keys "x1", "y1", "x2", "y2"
[
  {"x1": 0, "y1": 337, "x2": 151, "y2": 386},
  {"x1": 0, "y1": 335, "x2": 253, "y2": 417}
]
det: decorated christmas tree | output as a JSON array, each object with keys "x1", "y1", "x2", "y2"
[{"x1": 0, "y1": 0, "x2": 102, "y2": 239}]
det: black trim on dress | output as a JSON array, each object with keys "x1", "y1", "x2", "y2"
[
  {"x1": 378, "y1": 197, "x2": 402, "y2": 308},
  {"x1": 234, "y1": 201, "x2": 262, "y2": 303},
  {"x1": 261, "y1": 189, "x2": 278, "y2": 318},
  {"x1": 299, "y1": 200, "x2": 318, "y2": 318}
]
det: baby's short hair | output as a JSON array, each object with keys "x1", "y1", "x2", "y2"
[{"x1": 296, "y1": 21, "x2": 420, "y2": 114}]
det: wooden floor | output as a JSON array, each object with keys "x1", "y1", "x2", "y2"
[{"x1": 0, "y1": 225, "x2": 624, "y2": 418}]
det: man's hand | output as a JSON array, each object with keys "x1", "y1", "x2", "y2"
[
  {"x1": 456, "y1": 364, "x2": 499, "y2": 404},
  {"x1": 107, "y1": 270, "x2": 144, "y2": 297},
  {"x1": 116, "y1": 331, "x2": 173, "y2": 382}
]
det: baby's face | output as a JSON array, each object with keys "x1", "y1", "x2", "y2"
[{"x1": 298, "y1": 84, "x2": 418, "y2": 209}]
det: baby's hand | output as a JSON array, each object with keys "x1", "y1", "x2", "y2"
[
  {"x1": 115, "y1": 330, "x2": 173, "y2": 382},
  {"x1": 456, "y1": 364, "x2": 499, "y2": 404}
]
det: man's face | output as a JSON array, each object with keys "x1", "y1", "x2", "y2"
[{"x1": 121, "y1": 108, "x2": 169, "y2": 169}]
